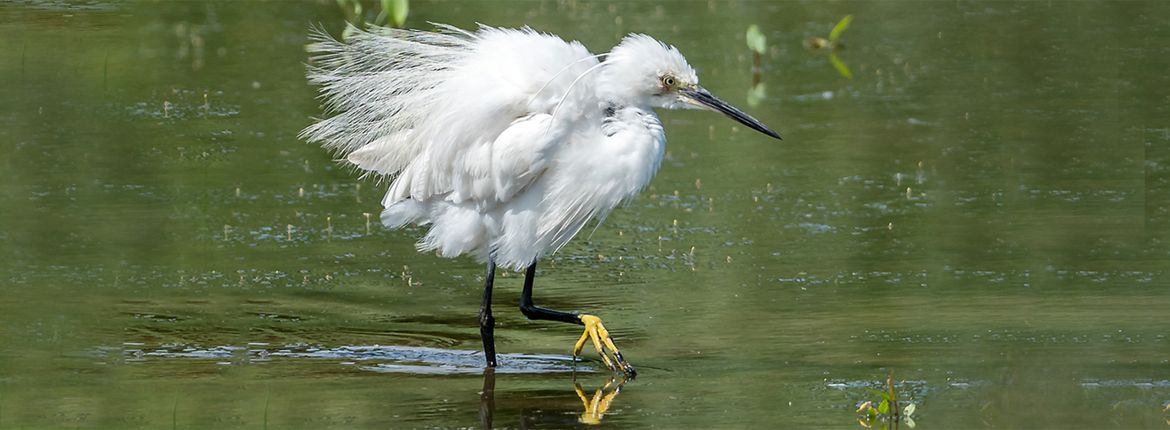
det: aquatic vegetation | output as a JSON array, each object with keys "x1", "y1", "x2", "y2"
[
  {"x1": 336, "y1": 0, "x2": 410, "y2": 37},
  {"x1": 746, "y1": 80, "x2": 767, "y2": 107},
  {"x1": 856, "y1": 370, "x2": 918, "y2": 428},
  {"x1": 746, "y1": 24, "x2": 766, "y2": 59},
  {"x1": 806, "y1": 14, "x2": 852, "y2": 51},
  {"x1": 829, "y1": 15, "x2": 853, "y2": 47},
  {"x1": 806, "y1": 15, "x2": 853, "y2": 79},
  {"x1": 745, "y1": 25, "x2": 767, "y2": 106},
  {"x1": 382, "y1": 0, "x2": 409, "y2": 27}
]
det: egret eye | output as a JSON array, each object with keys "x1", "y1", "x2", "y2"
[{"x1": 662, "y1": 75, "x2": 676, "y2": 88}]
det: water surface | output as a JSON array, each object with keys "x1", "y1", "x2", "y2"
[{"x1": 1, "y1": 1, "x2": 1169, "y2": 428}]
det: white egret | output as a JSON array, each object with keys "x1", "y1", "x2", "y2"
[{"x1": 302, "y1": 23, "x2": 781, "y2": 378}]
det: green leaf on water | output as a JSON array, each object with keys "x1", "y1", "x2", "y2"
[
  {"x1": 829, "y1": 15, "x2": 852, "y2": 43},
  {"x1": 745, "y1": 25, "x2": 767, "y2": 54},
  {"x1": 829, "y1": 52, "x2": 852, "y2": 79},
  {"x1": 877, "y1": 399, "x2": 889, "y2": 415}
]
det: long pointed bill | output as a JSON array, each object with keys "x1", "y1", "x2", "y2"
[{"x1": 679, "y1": 87, "x2": 782, "y2": 140}]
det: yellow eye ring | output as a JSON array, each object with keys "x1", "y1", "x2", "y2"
[{"x1": 662, "y1": 76, "x2": 676, "y2": 87}]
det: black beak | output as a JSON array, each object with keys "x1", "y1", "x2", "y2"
[{"x1": 679, "y1": 87, "x2": 782, "y2": 140}]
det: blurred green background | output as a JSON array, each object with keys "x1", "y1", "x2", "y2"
[{"x1": 1, "y1": 0, "x2": 1168, "y2": 428}]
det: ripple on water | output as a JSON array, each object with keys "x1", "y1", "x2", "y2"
[
  {"x1": 8, "y1": 0, "x2": 118, "y2": 11},
  {"x1": 108, "y1": 344, "x2": 592, "y2": 375},
  {"x1": 1079, "y1": 379, "x2": 1170, "y2": 389}
]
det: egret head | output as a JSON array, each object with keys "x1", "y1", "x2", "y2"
[{"x1": 601, "y1": 34, "x2": 782, "y2": 140}]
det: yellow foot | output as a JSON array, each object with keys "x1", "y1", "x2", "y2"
[{"x1": 573, "y1": 315, "x2": 636, "y2": 377}]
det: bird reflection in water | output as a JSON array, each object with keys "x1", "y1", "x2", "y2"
[
  {"x1": 479, "y1": 368, "x2": 496, "y2": 429},
  {"x1": 479, "y1": 369, "x2": 628, "y2": 427}
]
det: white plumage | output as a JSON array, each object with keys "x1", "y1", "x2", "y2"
[{"x1": 302, "y1": 23, "x2": 779, "y2": 271}]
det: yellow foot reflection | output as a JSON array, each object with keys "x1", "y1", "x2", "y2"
[
  {"x1": 574, "y1": 378, "x2": 623, "y2": 425},
  {"x1": 573, "y1": 315, "x2": 636, "y2": 377}
]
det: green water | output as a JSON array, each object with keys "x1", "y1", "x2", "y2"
[{"x1": 2, "y1": 0, "x2": 1169, "y2": 428}]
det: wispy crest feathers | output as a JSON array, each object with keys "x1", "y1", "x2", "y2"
[
  {"x1": 301, "y1": 24, "x2": 599, "y2": 200},
  {"x1": 300, "y1": 23, "x2": 474, "y2": 177}
]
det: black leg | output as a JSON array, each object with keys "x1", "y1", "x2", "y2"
[
  {"x1": 518, "y1": 262, "x2": 582, "y2": 325},
  {"x1": 479, "y1": 261, "x2": 498, "y2": 368}
]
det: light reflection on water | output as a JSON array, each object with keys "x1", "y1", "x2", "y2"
[{"x1": 111, "y1": 344, "x2": 593, "y2": 375}]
